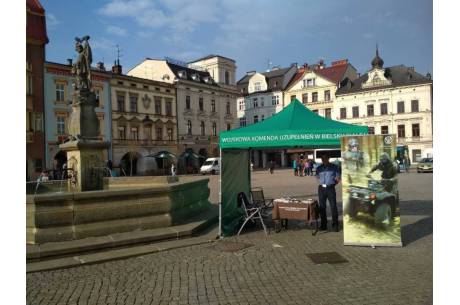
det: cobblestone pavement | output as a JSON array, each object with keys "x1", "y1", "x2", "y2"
[{"x1": 27, "y1": 171, "x2": 432, "y2": 305}]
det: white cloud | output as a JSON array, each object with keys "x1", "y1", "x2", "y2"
[
  {"x1": 106, "y1": 25, "x2": 128, "y2": 37},
  {"x1": 46, "y1": 13, "x2": 60, "y2": 28}
]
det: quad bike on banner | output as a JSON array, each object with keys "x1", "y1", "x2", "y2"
[{"x1": 344, "y1": 176, "x2": 399, "y2": 227}]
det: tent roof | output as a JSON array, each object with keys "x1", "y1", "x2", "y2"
[{"x1": 220, "y1": 99, "x2": 368, "y2": 149}]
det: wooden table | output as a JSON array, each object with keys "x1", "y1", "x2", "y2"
[{"x1": 272, "y1": 198, "x2": 319, "y2": 235}]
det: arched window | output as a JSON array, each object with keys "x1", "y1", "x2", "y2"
[
  {"x1": 187, "y1": 120, "x2": 192, "y2": 135},
  {"x1": 200, "y1": 121, "x2": 205, "y2": 136},
  {"x1": 225, "y1": 71, "x2": 230, "y2": 85},
  {"x1": 212, "y1": 122, "x2": 217, "y2": 136}
]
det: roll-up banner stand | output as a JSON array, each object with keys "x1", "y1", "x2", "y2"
[{"x1": 341, "y1": 134, "x2": 402, "y2": 247}]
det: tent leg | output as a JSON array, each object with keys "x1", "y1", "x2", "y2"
[{"x1": 218, "y1": 148, "x2": 223, "y2": 239}]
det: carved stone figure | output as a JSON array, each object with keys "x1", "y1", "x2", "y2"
[{"x1": 71, "y1": 36, "x2": 92, "y2": 91}]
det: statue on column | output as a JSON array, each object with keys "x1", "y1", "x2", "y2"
[{"x1": 72, "y1": 36, "x2": 93, "y2": 91}]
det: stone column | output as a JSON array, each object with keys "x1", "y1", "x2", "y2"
[
  {"x1": 262, "y1": 151, "x2": 267, "y2": 169},
  {"x1": 281, "y1": 150, "x2": 286, "y2": 167}
]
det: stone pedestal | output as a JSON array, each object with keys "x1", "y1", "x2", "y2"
[{"x1": 60, "y1": 140, "x2": 109, "y2": 191}]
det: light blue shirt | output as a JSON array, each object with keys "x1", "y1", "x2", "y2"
[{"x1": 316, "y1": 163, "x2": 341, "y2": 185}]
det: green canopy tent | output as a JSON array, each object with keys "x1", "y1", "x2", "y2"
[{"x1": 218, "y1": 99, "x2": 368, "y2": 237}]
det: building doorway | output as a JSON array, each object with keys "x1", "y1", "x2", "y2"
[{"x1": 121, "y1": 152, "x2": 139, "y2": 176}]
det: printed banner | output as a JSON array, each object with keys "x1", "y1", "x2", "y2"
[{"x1": 341, "y1": 134, "x2": 402, "y2": 247}]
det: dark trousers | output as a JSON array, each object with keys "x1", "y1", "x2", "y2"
[{"x1": 318, "y1": 185, "x2": 338, "y2": 228}]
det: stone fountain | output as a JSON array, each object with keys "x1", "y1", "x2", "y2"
[
  {"x1": 26, "y1": 36, "x2": 216, "y2": 250},
  {"x1": 59, "y1": 36, "x2": 109, "y2": 191}
]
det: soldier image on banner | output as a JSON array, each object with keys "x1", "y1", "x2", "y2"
[{"x1": 341, "y1": 134, "x2": 402, "y2": 247}]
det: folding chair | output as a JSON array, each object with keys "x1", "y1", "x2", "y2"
[
  {"x1": 236, "y1": 192, "x2": 268, "y2": 236},
  {"x1": 250, "y1": 187, "x2": 274, "y2": 210}
]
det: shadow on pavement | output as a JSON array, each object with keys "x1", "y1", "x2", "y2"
[{"x1": 401, "y1": 216, "x2": 433, "y2": 246}]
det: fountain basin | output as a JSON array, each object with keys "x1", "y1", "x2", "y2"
[{"x1": 26, "y1": 178, "x2": 211, "y2": 244}]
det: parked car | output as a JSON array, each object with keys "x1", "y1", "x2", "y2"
[
  {"x1": 200, "y1": 158, "x2": 220, "y2": 175},
  {"x1": 417, "y1": 158, "x2": 433, "y2": 173}
]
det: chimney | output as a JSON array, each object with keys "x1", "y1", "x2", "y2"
[
  {"x1": 112, "y1": 59, "x2": 122, "y2": 75},
  {"x1": 303, "y1": 63, "x2": 308, "y2": 68},
  {"x1": 96, "y1": 62, "x2": 106, "y2": 71},
  {"x1": 331, "y1": 59, "x2": 348, "y2": 66},
  {"x1": 318, "y1": 59, "x2": 325, "y2": 69},
  {"x1": 291, "y1": 62, "x2": 298, "y2": 68},
  {"x1": 67, "y1": 58, "x2": 73, "y2": 66},
  {"x1": 426, "y1": 72, "x2": 432, "y2": 80},
  {"x1": 408, "y1": 66, "x2": 415, "y2": 71}
]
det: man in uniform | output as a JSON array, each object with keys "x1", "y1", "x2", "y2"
[{"x1": 316, "y1": 155, "x2": 341, "y2": 232}]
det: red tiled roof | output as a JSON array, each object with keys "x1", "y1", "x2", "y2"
[
  {"x1": 26, "y1": 0, "x2": 48, "y2": 43},
  {"x1": 286, "y1": 67, "x2": 306, "y2": 89},
  {"x1": 315, "y1": 61, "x2": 348, "y2": 83}
]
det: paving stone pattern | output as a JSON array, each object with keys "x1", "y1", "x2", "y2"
[{"x1": 27, "y1": 171, "x2": 432, "y2": 305}]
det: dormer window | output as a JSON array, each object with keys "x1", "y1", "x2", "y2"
[
  {"x1": 304, "y1": 78, "x2": 315, "y2": 87},
  {"x1": 254, "y1": 82, "x2": 261, "y2": 92},
  {"x1": 191, "y1": 74, "x2": 200, "y2": 81},
  {"x1": 178, "y1": 71, "x2": 187, "y2": 79},
  {"x1": 162, "y1": 74, "x2": 170, "y2": 81}
]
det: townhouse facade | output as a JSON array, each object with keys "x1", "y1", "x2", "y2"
[
  {"x1": 43, "y1": 61, "x2": 112, "y2": 173},
  {"x1": 26, "y1": 0, "x2": 48, "y2": 180},
  {"x1": 127, "y1": 56, "x2": 238, "y2": 172},
  {"x1": 110, "y1": 61, "x2": 178, "y2": 176},
  {"x1": 236, "y1": 65, "x2": 297, "y2": 168},
  {"x1": 284, "y1": 59, "x2": 358, "y2": 118},
  {"x1": 335, "y1": 49, "x2": 433, "y2": 162}
]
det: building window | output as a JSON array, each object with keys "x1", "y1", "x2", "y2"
[
  {"x1": 200, "y1": 121, "x2": 205, "y2": 135},
  {"x1": 312, "y1": 92, "x2": 318, "y2": 102},
  {"x1": 325, "y1": 108, "x2": 331, "y2": 119},
  {"x1": 290, "y1": 95, "x2": 296, "y2": 101},
  {"x1": 253, "y1": 98, "x2": 258, "y2": 108},
  {"x1": 381, "y1": 125, "x2": 389, "y2": 135},
  {"x1": 211, "y1": 99, "x2": 216, "y2": 112},
  {"x1": 254, "y1": 82, "x2": 261, "y2": 92},
  {"x1": 117, "y1": 94, "x2": 125, "y2": 112},
  {"x1": 225, "y1": 71, "x2": 230, "y2": 85},
  {"x1": 94, "y1": 88, "x2": 102, "y2": 107},
  {"x1": 369, "y1": 127, "x2": 375, "y2": 134},
  {"x1": 56, "y1": 116, "x2": 66, "y2": 135},
  {"x1": 312, "y1": 110, "x2": 319, "y2": 114},
  {"x1": 55, "y1": 83, "x2": 65, "y2": 102},
  {"x1": 156, "y1": 127, "x2": 163, "y2": 140},
  {"x1": 130, "y1": 95, "x2": 138, "y2": 113},
  {"x1": 397, "y1": 101, "x2": 405, "y2": 113},
  {"x1": 380, "y1": 103, "x2": 388, "y2": 115},
  {"x1": 254, "y1": 115, "x2": 259, "y2": 124},
  {"x1": 34, "y1": 159, "x2": 43, "y2": 173},
  {"x1": 118, "y1": 126, "x2": 126, "y2": 139},
  {"x1": 412, "y1": 123, "x2": 420, "y2": 137},
  {"x1": 185, "y1": 96, "x2": 191, "y2": 110},
  {"x1": 261, "y1": 97, "x2": 264, "y2": 107},
  {"x1": 352, "y1": 106, "x2": 359, "y2": 118},
  {"x1": 324, "y1": 90, "x2": 331, "y2": 101},
  {"x1": 397, "y1": 124, "x2": 406, "y2": 138},
  {"x1": 411, "y1": 100, "x2": 419, "y2": 112},
  {"x1": 238, "y1": 100, "x2": 244, "y2": 111},
  {"x1": 187, "y1": 120, "x2": 192, "y2": 135},
  {"x1": 367, "y1": 104, "x2": 374, "y2": 117},
  {"x1": 226, "y1": 101, "x2": 231, "y2": 114},
  {"x1": 212, "y1": 122, "x2": 217, "y2": 135},
  {"x1": 165, "y1": 100, "x2": 172, "y2": 116},
  {"x1": 167, "y1": 128, "x2": 173, "y2": 141},
  {"x1": 154, "y1": 97, "x2": 162, "y2": 114},
  {"x1": 302, "y1": 93, "x2": 308, "y2": 104},
  {"x1": 412, "y1": 149, "x2": 422, "y2": 162},
  {"x1": 261, "y1": 115, "x2": 265, "y2": 121},
  {"x1": 239, "y1": 118, "x2": 246, "y2": 127},
  {"x1": 131, "y1": 127, "x2": 139, "y2": 140},
  {"x1": 272, "y1": 95, "x2": 279, "y2": 105},
  {"x1": 227, "y1": 124, "x2": 231, "y2": 131},
  {"x1": 199, "y1": 97, "x2": 204, "y2": 111},
  {"x1": 340, "y1": 108, "x2": 347, "y2": 119},
  {"x1": 27, "y1": 74, "x2": 33, "y2": 95},
  {"x1": 304, "y1": 78, "x2": 315, "y2": 87}
]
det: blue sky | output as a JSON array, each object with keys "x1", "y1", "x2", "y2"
[{"x1": 42, "y1": 0, "x2": 433, "y2": 80}]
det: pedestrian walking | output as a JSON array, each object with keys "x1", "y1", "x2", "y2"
[
  {"x1": 316, "y1": 155, "x2": 341, "y2": 232},
  {"x1": 292, "y1": 159, "x2": 297, "y2": 176},
  {"x1": 305, "y1": 159, "x2": 311, "y2": 176},
  {"x1": 268, "y1": 160, "x2": 275, "y2": 174}
]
